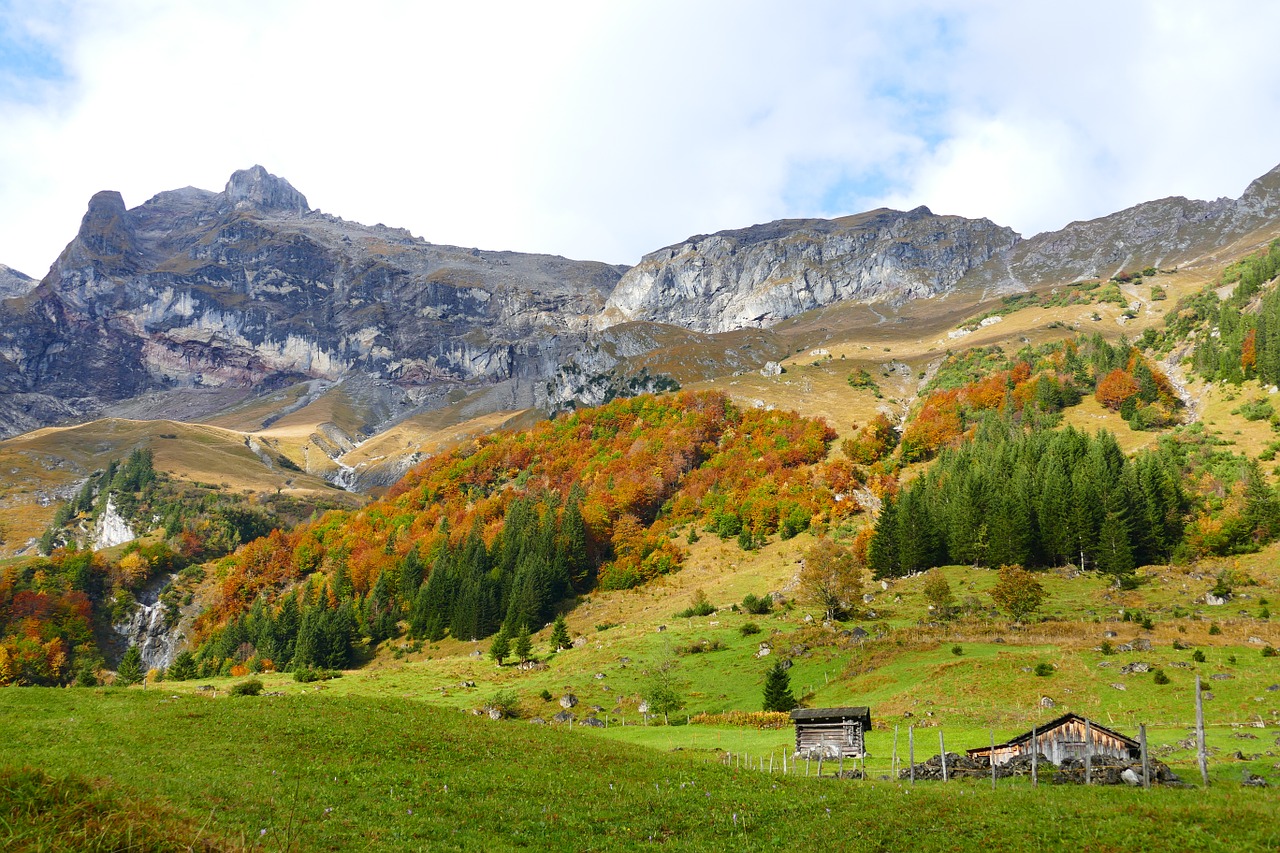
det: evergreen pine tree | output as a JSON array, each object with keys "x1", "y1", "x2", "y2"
[
  {"x1": 761, "y1": 660, "x2": 797, "y2": 712},
  {"x1": 398, "y1": 545, "x2": 424, "y2": 604},
  {"x1": 116, "y1": 645, "x2": 143, "y2": 685},
  {"x1": 167, "y1": 650, "x2": 197, "y2": 681},
  {"x1": 489, "y1": 623, "x2": 511, "y2": 665},
  {"x1": 549, "y1": 614, "x2": 571, "y2": 651},
  {"x1": 513, "y1": 623, "x2": 532, "y2": 663}
]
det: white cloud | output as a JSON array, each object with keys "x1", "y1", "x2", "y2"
[{"x1": 1, "y1": 0, "x2": 1280, "y2": 275}]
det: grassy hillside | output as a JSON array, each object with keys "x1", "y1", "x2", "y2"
[{"x1": 3, "y1": 689, "x2": 1278, "y2": 852}]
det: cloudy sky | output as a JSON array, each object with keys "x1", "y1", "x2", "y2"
[{"x1": 2, "y1": 0, "x2": 1279, "y2": 277}]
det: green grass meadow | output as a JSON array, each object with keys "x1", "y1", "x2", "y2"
[{"x1": 3, "y1": 687, "x2": 1280, "y2": 852}]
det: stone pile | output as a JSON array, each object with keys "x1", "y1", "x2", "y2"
[{"x1": 898, "y1": 753, "x2": 1184, "y2": 786}]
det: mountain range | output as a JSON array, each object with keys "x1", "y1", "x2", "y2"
[{"x1": 1, "y1": 162, "x2": 1279, "y2": 508}]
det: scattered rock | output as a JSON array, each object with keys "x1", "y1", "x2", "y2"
[
  {"x1": 1233, "y1": 732, "x2": 1259, "y2": 740},
  {"x1": 1211, "y1": 673, "x2": 1234, "y2": 681},
  {"x1": 1119, "y1": 662, "x2": 1151, "y2": 674},
  {"x1": 1097, "y1": 661, "x2": 1114, "y2": 668},
  {"x1": 760, "y1": 361, "x2": 783, "y2": 377},
  {"x1": 862, "y1": 594, "x2": 875, "y2": 604},
  {"x1": 756, "y1": 643, "x2": 772, "y2": 658},
  {"x1": 1132, "y1": 638, "x2": 1152, "y2": 652},
  {"x1": 804, "y1": 614, "x2": 814, "y2": 624},
  {"x1": 1121, "y1": 768, "x2": 1142, "y2": 786},
  {"x1": 529, "y1": 717, "x2": 547, "y2": 725},
  {"x1": 656, "y1": 625, "x2": 666, "y2": 633},
  {"x1": 552, "y1": 711, "x2": 575, "y2": 724},
  {"x1": 470, "y1": 650, "x2": 484, "y2": 658},
  {"x1": 638, "y1": 700, "x2": 649, "y2": 714},
  {"x1": 560, "y1": 694, "x2": 578, "y2": 709},
  {"x1": 780, "y1": 659, "x2": 793, "y2": 670},
  {"x1": 1111, "y1": 683, "x2": 1127, "y2": 691},
  {"x1": 581, "y1": 717, "x2": 606, "y2": 728},
  {"x1": 488, "y1": 708, "x2": 504, "y2": 721},
  {"x1": 619, "y1": 657, "x2": 631, "y2": 664},
  {"x1": 594, "y1": 672, "x2": 605, "y2": 680},
  {"x1": 993, "y1": 637, "x2": 1005, "y2": 644},
  {"x1": 1249, "y1": 637, "x2": 1265, "y2": 645},
  {"x1": 461, "y1": 681, "x2": 476, "y2": 688},
  {"x1": 1103, "y1": 631, "x2": 1118, "y2": 638},
  {"x1": 1203, "y1": 692, "x2": 1215, "y2": 701},
  {"x1": 850, "y1": 627, "x2": 869, "y2": 640},
  {"x1": 1040, "y1": 696, "x2": 1056, "y2": 708},
  {"x1": 1267, "y1": 685, "x2": 1280, "y2": 692},
  {"x1": 572, "y1": 637, "x2": 588, "y2": 648},
  {"x1": 1242, "y1": 772, "x2": 1269, "y2": 788}
]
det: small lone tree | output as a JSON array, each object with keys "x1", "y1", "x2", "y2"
[
  {"x1": 922, "y1": 570, "x2": 956, "y2": 619},
  {"x1": 990, "y1": 564, "x2": 1047, "y2": 622},
  {"x1": 761, "y1": 660, "x2": 797, "y2": 712},
  {"x1": 489, "y1": 623, "x2": 511, "y2": 666},
  {"x1": 513, "y1": 624, "x2": 532, "y2": 664},
  {"x1": 116, "y1": 645, "x2": 143, "y2": 686},
  {"x1": 643, "y1": 652, "x2": 685, "y2": 724},
  {"x1": 799, "y1": 536, "x2": 862, "y2": 621},
  {"x1": 549, "y1": 614, "x2": 571, "y2": 652}
]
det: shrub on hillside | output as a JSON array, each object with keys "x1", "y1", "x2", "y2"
[
  {"x1": 230, "y1": 678, "x2": 263, "y2": 696},
  {"x1": 741, "y1": 593, "x2": 773, "y2": 615}
]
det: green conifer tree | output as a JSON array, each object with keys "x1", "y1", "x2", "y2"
[
  {"x1": 489, "y1": 623, "x2": 511, "y2": 665},
  {"x1": 116, "y1": 645, "x2": 143, "y2": 686},
  {"x1": 513, "y1": 624, "x2": 532, "y2": 664},
  {"x1": 549, "y1": 614, "x2": 571, "y2": 652},
  {"x1": 761, "y1": 660, "x2": 797, "y2": 712}
]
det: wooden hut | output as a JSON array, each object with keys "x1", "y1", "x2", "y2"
[
  {"x1": 790, "y1": 707, "x2": 871, "y2": 759},
  {"x1": 966, "y1": 713, "x2": 1140, "y2": 766}
]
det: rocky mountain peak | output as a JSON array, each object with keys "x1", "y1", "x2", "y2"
[
  {"x1": 223, "y1": 165, "x2": 309, "y2": 215},
  {"x1": 1238, "y1": 161, "x2": 1280, "y2": 215},
  {"x1": 0, "y1": 263, "x2": 34, "y2": 299},
  {"x1": 67, "y1": 190, "x2": 141, "y2": 273}
]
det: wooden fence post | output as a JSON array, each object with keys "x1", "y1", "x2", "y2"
[
  {"x1": 990, "y1": 729, "x2": 996, "y2": 790},
  {"x1": 893, "y1": 725, "x2": 899, "y2": 779},
  {"x1": 1031, "y1": 725, "x2": 1038, "y2": 788},
  {"x1": 940, "y1": 731, "x2": 948, "y2": 782},
  {"x1": 1084, "y1": 719, "x2": 1093, "y2": 785},
  {"x1": 1139, "y1": 723, "x2": 1149, "y2": 790},
  {"x1": 1196, "y1": 675, "x2": 1209, "y2": 787},
  {"x1": 909, "y1": 726, "x2": 915, "y2": 785}
]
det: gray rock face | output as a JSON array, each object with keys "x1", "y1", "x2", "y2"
[
  {"x1": 597, "y1": 163, "x2": 1280, "y2": 335},
  {"x1": 0, "y1": 166, "x2": 624, "y2": 438},
  {"x1": 598, "y1": 207, "x2": 1019, "y2": 333},
  {"x1": 0, "y1": 263, "x2": 35, "y2": 299}
]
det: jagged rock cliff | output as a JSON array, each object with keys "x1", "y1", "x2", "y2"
[
  {"x1": 0, "y1": 166, "x2": 625, "y2": 438},
  {"x1": 596, "y1": 207, "x2": 1020, "y2": 333},
  {"x1": 0, "y1": 263, "x2": 34, "y2": 299},
  {"x1": 597, "y1": 165, "x2": 1280, "y2": 334}
]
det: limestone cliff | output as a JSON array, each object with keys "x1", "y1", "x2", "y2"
[
  {"x1": 0, "y1": 167, "x2": 624, "y2": 437},
  {"x1": 596, "y1": 207, "x2": 1019, "y2": 333}
]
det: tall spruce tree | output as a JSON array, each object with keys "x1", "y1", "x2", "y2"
[
  {"x1": 761, "y1": 660, "x2": 797, "y2": 712},
  {"x1": 116, "y1": 645, "x2": 143, "y2": 685}
]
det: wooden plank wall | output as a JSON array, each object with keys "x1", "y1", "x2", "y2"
[
  {"x1": 981, "y1": 720, "x2": 1133, "y2": 766},
  {"x1": 794, "y1": 721, "x2": 865, "y2": 758}
]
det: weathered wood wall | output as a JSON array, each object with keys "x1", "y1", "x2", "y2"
[{"x1": 794, "y1": 720, "x2": 865, "y2": 758}]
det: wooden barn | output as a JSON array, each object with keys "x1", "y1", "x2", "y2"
[
  {"x1": 790, "y1": 707, "x2": 871, "y2": 759},
  {"x1": 966, "y1": 713, "x2": 1140, "y2": 766}
]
